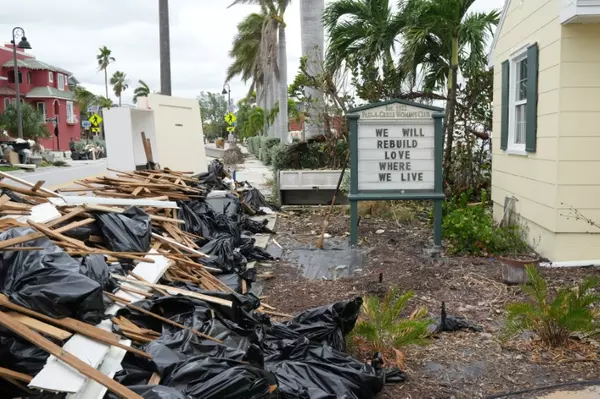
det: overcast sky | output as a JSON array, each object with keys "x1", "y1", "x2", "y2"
[{"x1": 0, "y1": 0, "x2": 504, "y2": 106}]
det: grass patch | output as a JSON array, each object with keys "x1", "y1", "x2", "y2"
[
  {"x1": 357, "y1": 201, "x2": 416, "y2": 224},
  {"x1": 0, "y1": 165, "x2": 20, "y2": 172}
]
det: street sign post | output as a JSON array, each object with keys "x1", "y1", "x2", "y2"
[
  {"x1": 347, "y1": 99, "x2": 445, "y2": 248},
  {"x1": 224, "y1": 112, "x2": 236, "y2": 125},
  {"x1": 87, "y1": 105, "x2": 100, "y2": 114},
  {"x1": 89, "y1": 113, "x2": 103, "y2": 127}
]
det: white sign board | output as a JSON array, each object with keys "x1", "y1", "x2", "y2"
[{"x1": 356, "y1": 103, "x2": 435, "y2": 191}]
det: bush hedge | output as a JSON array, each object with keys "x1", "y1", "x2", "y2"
[
  {"x1": 247, "y1": 136, "x2": 261, "y2": 156},
  {"x1": 259, "y1": 137, "x2": 280, "y2": 165}
]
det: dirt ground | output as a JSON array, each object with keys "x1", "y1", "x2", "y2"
[{"x1": 259, "y1": 206, "x2": 600, "y2": 399}]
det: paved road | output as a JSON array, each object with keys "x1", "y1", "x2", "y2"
[{"x1": 5, "y1": 159, "x2": 107, "y2": 190}]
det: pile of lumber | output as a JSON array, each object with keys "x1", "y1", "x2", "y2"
[{"x1": 0, "y1": 167, "x2": 279, "y2": 399}]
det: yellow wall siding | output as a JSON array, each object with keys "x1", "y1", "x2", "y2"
[
  {"x1": 491, "y1": 0, "x2": 562, "y2": 257},
  {"x1": 554, "y1": 233, "x2": 600, "y2": 261},
  {"x1": 493, "y1": 202, "x2": 558, "y2": 258},
  {"x1": 555, "y1": 24, "x2": 600, "y2": 241}
]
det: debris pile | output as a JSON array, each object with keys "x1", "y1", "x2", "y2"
[{"x1": 0, "y1": 162, "x2": 402, "y2": 399}]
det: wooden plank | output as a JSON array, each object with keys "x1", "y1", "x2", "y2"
[
  {"x1": 0, "y1": 194, "x2": 11, "y2": 208},
  {"x1": 0, "y1": 295, "x2": 150, "y2": 359},
  {"x1": 110, "y1": 275, "x2": 233, "y2": 307},
  {"x1": 0, "y1": 367, "x2": 33, "y2": 383},
  {"x1": 44, "y1": 207, "x2": 85, "y2": 228},
  {"x1": 0, "y1": 171, "x2": 58, "y2": 197},
  {"x1": 31, "y1": 181, "x2": 45, "y2": 192},
  {"x1": 6, "y1": 311, "x2": 72, "y2": 340},
  {"x1": 148, "y1": 373, "x2": 161, "y2": 385},
  {"x1": 0, "y1": 312, "x2": 143, "y2": 399}
]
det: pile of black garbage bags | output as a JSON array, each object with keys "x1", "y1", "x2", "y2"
[{"x1": 0, "y1": 161, "x2": 404, "y2": 398}]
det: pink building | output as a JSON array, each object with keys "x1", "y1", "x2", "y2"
[{"x1": 0, "y1": 44, "x2": 81, "y2": 151}]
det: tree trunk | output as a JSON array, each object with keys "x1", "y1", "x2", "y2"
[
  {"x1": 278, "y1": 24, "x2": 288, "y2": 143},
  {"x1": 443, "y1": 37, "x2": 459, "y2": 182},
  {"x1": 159, "y1": 0, "x2": 172, "y2": 95},
  {"x1": 300, "y1": 0, "x2": 324, "y2": 140},
  {"x1": 104, "y1": 69, "x2": 108, "y2": 99},
  {"x1": 271, "y1": 66, "x2": 277, "y2": 138},
  {"x1": 119, "y1": 95, "x2": 122, "y2": 107}
]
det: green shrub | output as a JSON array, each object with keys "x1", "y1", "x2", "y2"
[
  {"x1": 350, "y1": 287, "x2": 431, "y2": 353},
  {"x1": 442, "y1": 190, "x2": 528, "y2": 255},
  {"x1": 504, "y1": 265, "x2": 600, "y2": 347},
  {"x1": 247, "y1": 136, "x2": 262, "y2": 156},
  {"x1": 259, "y1": 137, "x2": 280, "y2": 165},
  {"x1": 270, "y1": 143, "x2": 291, "y2": 174}
]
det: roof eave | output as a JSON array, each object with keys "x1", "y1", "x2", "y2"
[{"x1": 488, "y1": 0, "x2": 512, "y2": 68}]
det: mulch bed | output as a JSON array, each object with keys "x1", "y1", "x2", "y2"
[{"x1": 259, "y1": 207, "x2": 600, "y2": 398}]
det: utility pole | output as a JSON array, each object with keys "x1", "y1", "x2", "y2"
[{"x1": 159, "y1": 0, "x2": 172, "y2": 95}]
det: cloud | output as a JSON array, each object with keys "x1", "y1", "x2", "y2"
[{"x1": 0, "y1": 0, "x2": 500, "y2": 105}]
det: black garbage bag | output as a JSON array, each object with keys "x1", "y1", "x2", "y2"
[
  {"x1": 239, "y1": 237, "x2": 274, "y2": 262},
  {"x1": 266, "y1": 341, "x2": 386, "y2": 399},
  {"x1": 79, "y1": 254, "x2": 119, "y2": 292},
  {"x1": 0, "y1": 329, "x2": 49, "y2": 398},
  {"x1": 268, "y1": 297, "x2": 362, "y2": 351},
  {"x1": 430, "y1": 302, "x2": 483, "y2": 333},
  {"x1": 241, "y1": 217, "x2": 274, "y2": 234},
  {"x1": 95, "y1": 206, "x2": 151, "y2": 253},
  {"x1": 0, "y1": 227, "x2": 105, "y2": 323},
  {"x1": 218, "y1": 273, "x2": 245, "y2": 293},
  {"x1": 242, "y1": 188, "x2": 275, "y2": 213},
  {"x1": 162, "y1": 357, "x2": 278, "y2": 399},
  {"x1": 195, "y1": 160, "x2": 229, "y2": 190},
  {"x1": 177, "y1": 200, "x2": 219, "y2": 239},
  {"x1": 105, "y1": 385, "x2": 189, "y2": 399},
  {"x1": 200, "y1": 234, "x2": 247, "y2": 273}
]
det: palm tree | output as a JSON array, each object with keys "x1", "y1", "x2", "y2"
[
  {"x1": 0, "y1": 104, "x2": 49, "y2": 140},
  {"x1": 226, "y1": 11, "x2": 267, "y2": 134},
  {"x1": 133, "y1": 80, "x2": 152, "y2": 104},
  {"x1": 300, "y1": 0, "x2": 324, "y2": 139},
  {"x1": 96, "y1": 46, "x2": 116, "y2": 99},
  {"x1": 110, "y1": 71, "x2": 129, "y2": 106},
  {"x1": 324, "y1": 0, "x2": 407, "y2": 102},
  {"x1": 401, "y1": 0, "x2": 499, "y2": 176},
  {"x1": 229, "y1": 0, "x2": 291, "y2": 142}
]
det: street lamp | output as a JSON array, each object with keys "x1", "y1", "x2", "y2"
[
  {"x1": 11, "y1": 27, "x2": 31, "y2": 140},
  {"x1": 222, "y1": 83, "x2": 231, "y2": 110}
]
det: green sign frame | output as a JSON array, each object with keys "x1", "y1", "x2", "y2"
[{"x1": 347, "y1": 99, "x2": 445, "y2": 247}]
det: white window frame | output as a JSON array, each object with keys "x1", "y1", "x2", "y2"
[
  {"x1": 66, "y1": 101, "x2": 76, "y2": 124},
  {"x1": 48, "y1": 71, "x2": 53, "y2": 83},
  {"x1": 26, "y1": 72, "x2": 31, "y2": 85},
  {"x1": 3, "y1": 98, "x2": 10, "y2": 110},
  {"x1": 507, "y1": 47, "x2": 528, "y2": 154},
  {"x1": 37, "y1": 102, "x2": 46, "y2": 121},
  {"x1": 57, "y1": 74, "x2": 65, "y2": 91}
]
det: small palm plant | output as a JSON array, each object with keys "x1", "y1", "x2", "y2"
[
  {"x1": 504, "y1": 265, "x2": 600, "y2": 347},
  {"x1": 351, "y1": 287, "x2": 431, "y2": 354}
]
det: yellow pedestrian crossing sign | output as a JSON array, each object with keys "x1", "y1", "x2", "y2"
[
  {"x1": 224, "y1": 112, "x2": 236, "y2": 124},
  {"x1": 89, "y1": 113, "x2": 103, "y2": 127},
  {"x1": 91, "y1": 127, "x2": 101, "y2": 133},
  {"x1": 226, "y1": 126, "x2": 235, "y2": 132}
]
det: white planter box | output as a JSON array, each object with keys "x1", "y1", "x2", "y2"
[{"x1": 278, "y1": 170, "x2": 347, "y2": 205}]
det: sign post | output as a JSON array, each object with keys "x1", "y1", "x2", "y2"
[{"x1": 348, "y1": 99, "x2": 445, "y2": 249}]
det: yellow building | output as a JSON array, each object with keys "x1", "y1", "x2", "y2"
[{"x1": 490, "y1": 0, "x2": 600, "y2": 263}]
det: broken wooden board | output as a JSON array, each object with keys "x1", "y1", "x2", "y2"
[
  {"x1": 66, "y1": 339, "x2": 130, "y2": 399},
  {"x1": 49, "y1": 196, "x2": 178, "y2": 209},
  {"x1": 28, "y1": 320, "x2": 113, "y2": 393}
]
